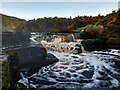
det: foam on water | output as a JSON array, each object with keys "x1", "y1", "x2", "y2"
[{"x1": 19, "y1": 49, "x2": 120, "y2": 89}]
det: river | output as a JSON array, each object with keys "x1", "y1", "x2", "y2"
[{"x1": 19, "y1": 34, "x2": 120, "y2": 90}]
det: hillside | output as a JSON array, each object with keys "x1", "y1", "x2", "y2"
[
  {"x1": 1, "y1": 9, "x2": 120, "y2": 33},
  {"x1": 0, "y1": 14, "x2": 27, "y2": 32}
]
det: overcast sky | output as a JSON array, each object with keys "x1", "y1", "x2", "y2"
[{"x1": 1, "y1": 2, "x2": 119, "y2": 20}]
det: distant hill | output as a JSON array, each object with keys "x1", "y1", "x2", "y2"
[
  {"x1": 0, "y1": 14, "x2": 27, "y2": 32},
  {"x1": 1, "y1": 9, "x2": 120, "y2": 33},
  {"x1": 0, "y1": 9, "x2": 120, "y2": 49}
]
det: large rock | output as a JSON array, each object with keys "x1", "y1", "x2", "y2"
[
  {"x1": 114, "y1": 60, "x2": 120, "y2": 70},
  {"x1": 81, "y1": 70, "x2": 94, "y2": 79},
  {"x1": 46, "y1": 53, "x2": 59, "y2": 65},
  {"x1": 1, "y1": 32, "x2": 47, "y2": 70},
  {"x1": 0, "y1": 51, "x2": 20, "y2": 90},
  {"x1": 1, "y1": 32, "x2": 59, "y2": 73},
  {"x1": 81, "y1": 39, "x2": 104, "y2": 51},
  {"x1": 14, "y1": 45, "x2": 47, "y2": 70},
  {"x1": 1, "y1": 32, "x2": 59, "y2": 89}
]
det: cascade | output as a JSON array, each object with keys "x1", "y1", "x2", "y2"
[
  {"x1": 71, "y1": 34, "x2": 76, "y2": 42},
  {"x1": 81, "y1": 44, "x2": 85, "y2": 53},
  {"x1": 79, "y1": 39, "x2": 86, "y2": 53}
]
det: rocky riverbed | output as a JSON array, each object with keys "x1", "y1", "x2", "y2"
[
  {"x1": 19, "y1": 49, "x2": 120, "y2": 90},
  {"x1": 18, "y1": 33, "x2": 120, "y2": 90}
]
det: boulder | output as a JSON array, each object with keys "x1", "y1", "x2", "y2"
[
  {"x1": 114, "y1": 60, "x2": 120, "y2": 70},
  {"x1": 81, "y1": 39, "x2": 104, "y2": 51},
  {"x1": 1, "y1": 32, "x2": 59, "y2": 89},
  {"x1": 14, "y1": 45, "x2": 47, "y2": 70},
  {"x1": 0, "y1": 51, "x2": 20, "y2": 90},
  {"x1": 81, "y1": 70, "x2": 94, "y2": 79},
  {"x1": 1, "y1": 31, "x2": 59, "y2": 73},
  {"x1": 45, "y1": 53, "x2": 59, "y2": 65}
]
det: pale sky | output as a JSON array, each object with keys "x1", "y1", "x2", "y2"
[{"x1": 1, "y1": 2, "x2": 119, "y2": 20}]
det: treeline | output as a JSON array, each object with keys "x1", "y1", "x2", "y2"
[
  {"x1": 17, "y1": 14, "x2": 104, "y2": 32},
  {"x1": 1, "y1": 9, "x2": 120, "y2": 48},
  {"x1": 81, "y1": 9, "x2": 120, "y2": 49},
  {"x1": 1, "y1": 9, "x2": 119, "y2": 33}
]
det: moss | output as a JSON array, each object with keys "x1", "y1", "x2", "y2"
[{"x1": 2, "y1": 51, "x2": 20, "y2": 90}]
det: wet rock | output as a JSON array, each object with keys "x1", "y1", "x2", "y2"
[
  {"x1": 73, "y1": 47, "x2": 82, "y2": 54},
  {"x1": 73, "y1": 65, "x2": 84, "y2": 70},
  {"x1": 98, "y1": 70, "x2": 106, "y2": 75},
  {"x1": 79, "y1": 79, "x2": 93, "y2": 83},
  {"x1": 73, "y1": 74, "x2": 78, "y2": 77},
  {"x1": 49, "y1": 75, "x2": 57, "y2": 79},
  {"x1": 61, "y1": 62, "x2": 70, "y2": 66},
  {"x1": 81, "y1": 70, "x2": 94, "y2": 79},
  {"x1": 2, "y1": 32, "x2": 59, "y2": 78},
  {"x1": 71, "y1": 56, "x2": 79, "y2": 58},
  {"x1": 65, "y1": 72, "x2": 71, "y2": 77},
  {"x1": 99, "y1": 81, "x2": 112, "y2": 88},
  {"x1": 68, "y1": 69, "x2": 76, "y2": 73},
  {"x1": 97, "y1": 75, "x2": 112, "y2": 80},
  {"x1": 30, "y1": 77, "x2": 56, "y2": 86},
  {"x1": 56, "y1": 76, "x2": 66, "y2": 82},
  {"x1": 114, "y1": 60, "x2": 120, "y2": 69},
  {"x1": 46, "y1": 53, "x2": 59, "y2": 65},
  {"x1": 1, "y1": 51, "x2": 20, "y2": 90},
  {"x1": 75, "y1": 44, "x2": 81, "y2": 47},
  {"x1": 3, "y1": 46, "x2": 47, "y2": 77},
  {"x1": 81, "y1": 39, "x2": 104, "y2": 51},
  {"x1": 110, "y1": 73, "x2": 120, "y2": 82},
  {"x1": 101, "y1": 66, "x2": 110, "y2": 73}
]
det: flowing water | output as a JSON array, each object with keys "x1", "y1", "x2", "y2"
[
  {"x1": 19, "y1": 35, "x2": 120, "y2": 90},
  {"x1": 19, "y1": 50, "x2": 120, "y2": 90},
  {"x1": 71, "y1": 34, "x2": 76, "y2": 42}
]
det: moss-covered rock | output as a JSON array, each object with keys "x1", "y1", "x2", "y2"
[
  {"x1": 1, "y1": 51, "x2": 20, "y2": 90},
  {"x1": 81, "y1": 39, "x2": 104, "y2": 51}
]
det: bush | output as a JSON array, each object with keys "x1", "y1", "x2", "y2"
[{"x1": 106, "y1": 38, "x2": 120, "y2": 49}]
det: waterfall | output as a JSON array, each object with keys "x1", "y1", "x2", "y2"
[
  {"x1": 71, "y1": 34, "x2": 75, "y2": 42},
  {"x1": 79, "y1": 39, "x2": 86, "y2": 53},
  {"x1": 81, "y1": 44, "x2": 85, "y2": 53}
]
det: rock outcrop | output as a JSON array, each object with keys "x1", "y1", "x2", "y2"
[
  {"x1": 81, "y1": 39, "x2": 104, "y2": 51},
  {"x1": 1, "y1": 32, "x2": 59, "y2": 90},
  {"x1": 0, "y1": 51, "x2": 20, "y2": 90}
]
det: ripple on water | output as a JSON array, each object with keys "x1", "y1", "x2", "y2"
[{"x1": 19, "y1": 50, "x2": 120, "y2": 89}]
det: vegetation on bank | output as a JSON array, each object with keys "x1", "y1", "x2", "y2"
[
  {"x1": 0, "y1": 14, "x2": 26, "y2": 31},
  {"x1": 1, "y1": 9, "x2": 120, "y2": 49},
  {"x1": 81, "y1": 9, "x2": 120, "y2": 49}
]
